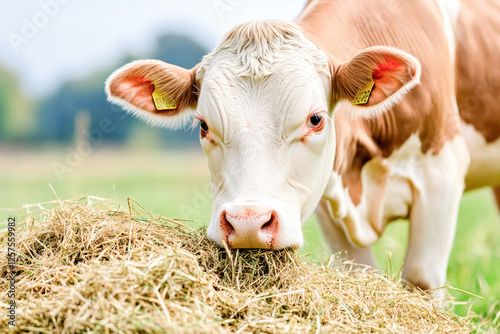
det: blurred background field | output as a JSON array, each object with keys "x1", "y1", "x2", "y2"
[{"x1": 0, "y1": 0, "x2": 499, "y2": 330}]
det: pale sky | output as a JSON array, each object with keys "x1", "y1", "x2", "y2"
[{"x1": 0, "y1": 0, "x2": 305, "y2": 97}]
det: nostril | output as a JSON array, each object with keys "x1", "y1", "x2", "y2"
[
  {"x1": 260, "y1": 211, "x2": 278, "y2": 235},
  {"x1": 262, "y1": 218, "x2": 273, "y2": 229},
  {"x1": 220, "y1": 211, "x2": 235, "y2": 239}
]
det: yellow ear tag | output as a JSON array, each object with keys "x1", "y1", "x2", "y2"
[
  {"x1": 352, "y1": 78, "x2": 375, "y2": 105},
  {"x1": 152, "y1": 87, "x2": 177, "y2": 111}
]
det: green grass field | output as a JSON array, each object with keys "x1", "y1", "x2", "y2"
[{"x1": 1, "y1": 146, "x2": 499, "y2": 328}]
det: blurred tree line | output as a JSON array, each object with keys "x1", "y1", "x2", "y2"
[
  {"x1": 0, "y1": 34, "x2": 207, "y2": 147},
  {"x1": 0, "y1": 68, "x2": 35, "y2": 141}
]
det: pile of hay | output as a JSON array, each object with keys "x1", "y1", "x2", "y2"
[{"x1": 0, "y1": 197, "x2": 472, "y2": 333}]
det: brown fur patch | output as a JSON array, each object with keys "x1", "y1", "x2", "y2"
[
  {"x1": 495, "y1": 187, "x2": 500, "y2": 210},
  {"x1": 455, "y1": 0, "x2": 500, "y2": 143}
]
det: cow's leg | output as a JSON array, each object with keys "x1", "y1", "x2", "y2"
[
  {"x1": 315, "y1": 199, "x2": 377, "y2": 267},
  {"x1": 494, "y1": 186, "x2": 500, "y2": 211},
  {"x1": 402, "y1": 136, "x2": 470, "y2": 294}
]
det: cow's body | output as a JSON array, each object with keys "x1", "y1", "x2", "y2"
[
  {"x1": 296, "y1": 0, "x2": 471, "y2": 291},
  {"x1": 106, "y1": 0, "x2": 500, "y2": 293}
]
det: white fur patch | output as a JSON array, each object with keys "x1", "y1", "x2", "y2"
[
  {"x1": 197, "y1": 21, "x2": 329, "y2": 83},
  {"x1": 435, "y1": 0, "x2": 460, "y2": 62},
  {"x1": 461, "y1": 121, "x2": 500, "y2": 189}
]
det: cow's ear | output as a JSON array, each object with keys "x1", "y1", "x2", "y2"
[
  {"x1": 333, "y1": 47, "x2": 421, "y2": 118},
  {"x1": 105, "y1": 59, "x2": 199, "y2": 129}
]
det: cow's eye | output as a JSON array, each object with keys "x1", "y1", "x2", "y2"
[
  {"x1": 200, "y1": 120, "x2": 209, "y2": 132},
  {"x1": 307, "y1": 114, "x2": 323, "y2": 128}
]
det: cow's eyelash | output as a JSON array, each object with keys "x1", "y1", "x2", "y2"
[
  {"x1": 190, "y1": 118, "x2": 200, "y2": 129},
  {"x1": 194, "y1": 115, "x2": 210, "y2": 134},
  {"x1": 191, "y1": 115, "x2": 205, "y2": 129}
]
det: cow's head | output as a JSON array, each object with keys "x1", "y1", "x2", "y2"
[{"x1": 106, "y1": 21, "x2": 421, "y2": 250}]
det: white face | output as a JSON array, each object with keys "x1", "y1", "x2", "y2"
[{"x1": 196, "y1": 42, "x2": 336, "y2": 249}]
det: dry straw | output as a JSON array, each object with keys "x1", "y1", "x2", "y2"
[{"x1": 0, "y1": 197, "x2": 477, "y2": 333}]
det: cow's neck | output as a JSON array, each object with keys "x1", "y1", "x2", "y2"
[{"x1": 332, "y1": 113, "x2": 379, "y2": 205}]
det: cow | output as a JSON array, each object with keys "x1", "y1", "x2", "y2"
[{"x1": 105, "y1": 0, "x2": 500, "y2": 294}]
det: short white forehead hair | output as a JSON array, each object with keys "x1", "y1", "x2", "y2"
[{"x1": 197, "y1": 21, "x2": 330, "y2": 82}]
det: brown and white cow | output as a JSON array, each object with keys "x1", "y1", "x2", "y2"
[{"x1": 105, "y1": 0, "x2": 500, "y2": 293}]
